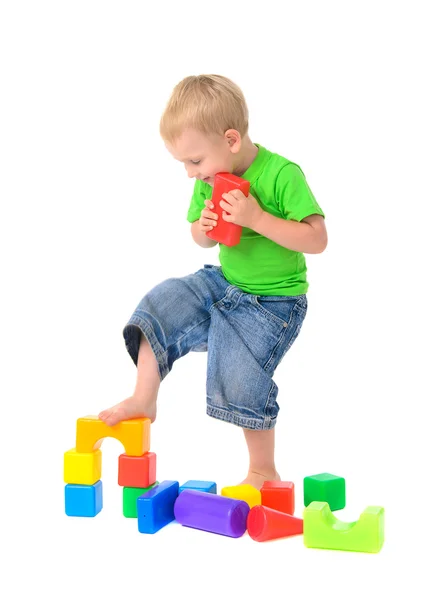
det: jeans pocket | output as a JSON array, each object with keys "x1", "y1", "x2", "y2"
[{"x1": 254, "y1": 296, "x2": 299, "y2": 327}]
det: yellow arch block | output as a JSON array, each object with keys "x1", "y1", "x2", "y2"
[
  {"x1": 221, "y1": 484, "x2": 261, "y2": 508},
  {"x1": 303, "y1": 501, "x2": 385, "y2": 553},
  {"x1": 76, "y1": 416, "x2": 150, "y2": 456}
]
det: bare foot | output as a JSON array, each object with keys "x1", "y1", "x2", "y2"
[
  {"x1": 98, "y1": 395, "x2": 157, "y2": 427},
  {"x1": 240, "y1": 469, "x2": 281, "y2": 491}
]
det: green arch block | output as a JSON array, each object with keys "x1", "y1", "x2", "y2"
[{"x1": 303, "y1": 501, "x2": 385, "y2": 553}]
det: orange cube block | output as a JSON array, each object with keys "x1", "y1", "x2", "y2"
[
  {"x1": 118, "y1": 452, "x2": 157, "y2": 488},
  {"x1": 261, "y1": 481, "x2": 295, "y2": 515}
]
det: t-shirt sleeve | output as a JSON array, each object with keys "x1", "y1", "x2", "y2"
[
  {"x1": 187, "y1": 179, "x2": 208, "y2": 223},
  {"x1": 276, "y1": 163, "x2": 325, "y2": 222}
]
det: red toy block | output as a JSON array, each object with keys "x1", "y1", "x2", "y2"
[
  {"x1": 261, "y1": 481, "x2": 295, "y2": 515},
  {"x1": 118, "y1": 452, "x2": 156, "y2": 488},
  {"x1": 247, "y1": 505, "x2": 303, "y2": 542},
  {"x1": 206, "y1": 172, "x2": 250, "y2": 247}
]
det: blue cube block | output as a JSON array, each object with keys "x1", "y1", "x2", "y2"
[
  {"x1": 137, "y1": 480, "x2": 179, "y2": 534},
  {"x1": 179, "y1": 480, "x2": 217, "y2": 494},
  {"x1": 65, "y1": 480, "x2": 103, "y2": 517}
]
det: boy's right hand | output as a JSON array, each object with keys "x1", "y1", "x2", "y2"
[{"x1": 199, "y1": 199, "x2": 218, "y2": 233}]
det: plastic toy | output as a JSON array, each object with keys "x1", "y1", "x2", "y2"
[
  {"x1": 221, "y1": 484, "x2": 261, "y2": 508},
  {"x1": 64, "y1": 414, "x2": 385, "y2": 551},
  {"x1": 304, "y1": 473, "x2": 345, "y2": 511},
  {"x1": 303, "y1": 501, "x2": 385, "y2": 553},
  {"x1": 179, "y1": 480, "x2": 217, "y2": 494},
  {"x1": 76, "y1": 415, "x2": 150, "y2": 456},
  {"x1": 65, "y1": 481, "x2": 103, "y2": 517},
  {"x1": 123, "y1": 483, "x2": 159, "y2": 518},
  {"x1": 65, "y1": 415, "x2": 153, "y2": 517},
  {"x1": 206, "y1": 172, "x2": 250, "y2": 246},
  {"x1": 174, "y1": 489, "x2": 250, "y2": 538},
  {"x1": 64, "y1": 448, "x2": 102, "y2": 485},
  {"x1": 118, "y1": 452, "x2": 157, "y2": 488},
  {"x1": 137, "y1": 480, "x2": 179, "y2": 533},
  {"x1": 261, "y1": 481, "x2": 295, "y2": 514},
  {"x1": 247, "y1": 505, "x2": 303, "y2": 542}
]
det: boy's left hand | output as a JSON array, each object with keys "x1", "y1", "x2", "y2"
[{"x1": 220, "y1": 190, "x2": 264, "y2": 230}]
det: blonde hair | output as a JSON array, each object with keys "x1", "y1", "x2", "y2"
[{"x1": 159, "y1": 74, "x2": 249, "y2": 143}]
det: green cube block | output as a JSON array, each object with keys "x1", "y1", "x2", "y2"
[
  {"x1": 123, "y1": 482, "x2": 159, "y2": 518},
  {"x1": 304, "y1": 473, "x2": 345, "y2": 510}
]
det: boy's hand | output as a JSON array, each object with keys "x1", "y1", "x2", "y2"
[
  {"x1": 220, "y1": 190, "x2": 264, "y2": 229},
  {"x1": 199, "y1": 199, "x2": 219, "y2": 233}
]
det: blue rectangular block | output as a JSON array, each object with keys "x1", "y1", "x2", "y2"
[
  {"x1": 65, "y1": 480, "x2": 103, "y2": 517},
  {"x1": 137, "y1": 480, "x2": 179, "y2": 533},
  {"x1": 179, "y1": 480, "x2": 217, "y2": 494}
]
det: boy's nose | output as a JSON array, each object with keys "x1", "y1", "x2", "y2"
[{"x1": 186, "y1": 165, "x2": 198, "y2": 179}]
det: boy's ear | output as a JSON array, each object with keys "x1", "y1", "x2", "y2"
[{"x1": 224, "y1": 129, "x2": 241, "y2": 153}]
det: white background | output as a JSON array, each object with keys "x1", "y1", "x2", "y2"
[{"x1": 1, "y1": 1, "x2": 425, "y2": 598}]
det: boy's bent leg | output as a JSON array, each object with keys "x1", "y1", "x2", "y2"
[
  {"x1": 98, "y1": 335, "x2": 160, "y2": 426},
  {"x1": 240, "y1": 428, "x2": 280, "y2": 489},
  {"x1": 99, "y1": 269, "x2": 221, "y2": 426}
]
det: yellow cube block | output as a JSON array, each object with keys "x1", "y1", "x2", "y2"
[
  {"x1": 75, "y1": 415, "x2": 150, "y2": 456},
  {"x1": 221, "y1": 484, "x2": 261, "y2": 508},
  {"x1": 64, "y1": 448, "x2": 102, "y2": 485}
]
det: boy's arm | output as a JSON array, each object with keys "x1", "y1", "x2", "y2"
[
  {"x1": 253, "y1": 212, "x2": 327, "y2": 254},
  {"x1": 191, "y1": 220, "x2": 219, "y2": 248}
]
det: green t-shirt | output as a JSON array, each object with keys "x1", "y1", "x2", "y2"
[{"x1": 186, "y1": 143, "x2": 325, "y2": 296}]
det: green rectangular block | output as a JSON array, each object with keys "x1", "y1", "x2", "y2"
[{"x1": 123, "y1": 482, "x2": 158, "y2": 518}]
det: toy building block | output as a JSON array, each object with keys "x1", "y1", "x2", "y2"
[
  {"x1": 179, "y1": 480, "x2": 217, "y2": 494},
  {"x1": 303, "y1": 501, "x2": 385, "y2": 553},
  {"x1": 261, "y1": 481, "x2": 295, "y2": 515},
  {"x1": 304, "y1": 473, "x2": 346, "y2": 511},
  {"x1": 64, "y1": 448, "x2": 102, "y2": 485},
  {"x1": 118, "y1": 452, "x2": 156, "y2": 488},
  {"x1": 123, "y1": 483, "x2": 159, "y2": 518},
  {"x1": 137, "y1": 480, "x2": 179, "y2": 534},
  {"x1": 206, "y1": 173, "x2": 250, "y2": 246},
  {"x1": 174, "y1": 489, "x2": 250, "y2": 538},
  {"x1": 221, "y1": 484, "x2": 261, "y2": 509},
  {"x1": 76, "y1": 415, "x2": 150, "y2": 456},
  {"x1": 247, "y1": 505, "x2": 303, "y2": 542},
  {"x1": 65, "y1": 481, "x2": 103, "y2": 517}
]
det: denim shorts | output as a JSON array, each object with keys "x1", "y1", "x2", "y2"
[{"x1": 123, "y1": 264, "x2": 307, "y2": 430}]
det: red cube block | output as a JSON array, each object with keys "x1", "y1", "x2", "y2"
[
  {"x1": 118, "y1": 452, "x2": 156, "y2": 488},
  {"x1": 261, "y1": 481, "x2": 295, "y2": 515}
]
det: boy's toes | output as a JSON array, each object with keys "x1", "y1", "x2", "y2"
[
  {"x1": 98, "y1": 409, "x2": 112, "y2": 422},
  {"x1": 98, "y1": 407, "x2": 120, "y2": 426}
]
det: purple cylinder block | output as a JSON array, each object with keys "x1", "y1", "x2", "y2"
[{"x1": 174, "y1": 489, "x2": 250, "y2": 537}]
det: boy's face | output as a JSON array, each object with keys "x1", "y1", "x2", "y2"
[{"x1": 165, "y1": 128, "x2": 240, "y2": 185}]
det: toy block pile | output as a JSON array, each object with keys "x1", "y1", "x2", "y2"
[
  {"x1": 64, "y1": 416, "x2": 152, "y2": 517},
  {"x1": 64, "y1": 417, "x2": 384, "y2": 552}
]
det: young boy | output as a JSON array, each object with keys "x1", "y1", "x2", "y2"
[{"x1": 99, "y1": 74, "x2": 327, "y2": 490}]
